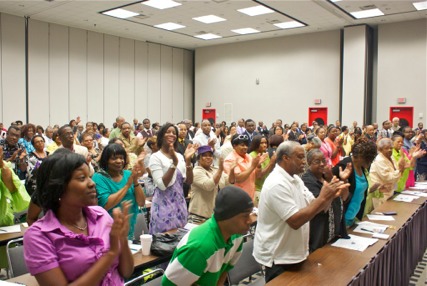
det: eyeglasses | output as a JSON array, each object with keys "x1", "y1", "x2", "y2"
[
  {"x1": 311, "y1": 159, "x2": 326, "y2": 165},
  {"x1": 232, "y1": 134, "x2": 249, "y2": 143}
]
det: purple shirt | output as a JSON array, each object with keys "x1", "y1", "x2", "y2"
[{"x1": 24, "y1": 206, "x2": 123, "y2": 286}]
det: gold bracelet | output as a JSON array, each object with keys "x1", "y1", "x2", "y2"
[{"x1": 186, "y1": 165, "x2": 192, "y2": 168}]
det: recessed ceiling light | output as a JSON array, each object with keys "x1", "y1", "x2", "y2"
[
  {"x1": 231, "y1": 28, "x2": 260, "y2": 34},
  {"x1": 351, "y1": 8, "x2": 384, "y2": 19},
  {"x1": 154, "y1": 22, "x2": 185, "y2": 30},
  {"x1": 142, "y1": 0, "x2": 181, "y2": 10},
  {"x1": 413, "y1": 1, "x2": 427, "y2": 10},
  {"x1": 193, "y1": 15, "x2": 226, "y2": 24},
  {"x1": 194, "y1": 33, "x2": 222, "y2": 40},
  {"x1": 330, "y1": 0, "x2": 342, "y2": 2},
  {"x1": 274, "y1": 21, "x2": 305, "y2": 29},
  {"x1": 237, "y1": 5, "x2": 274, "y2": 16},
  {"x1": 102, "y1": 9, "x2": 139, "y2": 19}
]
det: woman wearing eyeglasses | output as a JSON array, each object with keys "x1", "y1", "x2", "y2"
[
  {"x1": 224, "y1": 134, "x2": 265, "y2": 201},
  {"x1": 302, "y1": 149, "x2": 351, "y2": 252}
]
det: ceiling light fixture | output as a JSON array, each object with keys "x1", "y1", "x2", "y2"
[
  {"x1": 142, "y1": 0, "x2": 181, "y2": 10},
  {"x1": 231, "y1": 28, "x2": 260, "y2": 34},
  {"x1": 237, "y1": 5, "x2": 274, "y2": 16},
  {"x1": 274, "y1": 21, "x2": 305, "y2": 29},
  {"x1": 193, "y1": 15, "x2": 226, "y2": 24},
  {"x1": 194, "y1": 33, "x2": 222, "y2": 40},
  {"x1": 154, "y1": 22, "x2": 185, "y2": 30},
  {"x1": 102, "y1": 9, "x2": 139, "y2": 19},
  {"x1": 351, "y1": 8, "x2": 384, "y2": 19},
  {"x1": 413, "y1": 1, "x2": 427, "y2": 10}
]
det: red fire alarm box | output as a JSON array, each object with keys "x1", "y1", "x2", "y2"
[
  {"x1": 202, "y1": 109, "x2": 216, "y2": 125},
  {"x1": 308, "y1": 107, "x2": 328, "y2": 126},
  {"x1": 390, "y1": 106, "x2": 413, "y2": 128}
]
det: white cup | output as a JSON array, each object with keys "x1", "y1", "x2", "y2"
[{"x1": 140, "y1": 234, "x2": 153, "y2": 256}]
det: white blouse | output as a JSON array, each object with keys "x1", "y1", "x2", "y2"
[{"x1": 148, "y1": 151, "x2": 186, "y2": 191}]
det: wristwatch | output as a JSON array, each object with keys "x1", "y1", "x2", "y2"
[{"x1": 170, "y1": 163, "x2": 177, "y2": 169}]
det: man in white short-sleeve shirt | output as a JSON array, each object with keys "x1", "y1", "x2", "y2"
[{"x1": 253, "y1": 141, "x2": 348, "y2": 283}]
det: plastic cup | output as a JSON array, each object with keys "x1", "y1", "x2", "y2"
[{"x1": 140, "y1": 234, "x2": 153, "y2": 256}]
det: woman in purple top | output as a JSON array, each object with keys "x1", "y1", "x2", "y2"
[{"x1": 24, "y1": 151, "x2": 134, "y2": 285}]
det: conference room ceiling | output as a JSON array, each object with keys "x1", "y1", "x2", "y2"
[{"x1": 0, "y1": 0, "x2": 425, "y2": 50}]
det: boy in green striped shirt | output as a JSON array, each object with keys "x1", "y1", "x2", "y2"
[{"x1": 163, "y1": 186, "x2": 254, "y2": 285}]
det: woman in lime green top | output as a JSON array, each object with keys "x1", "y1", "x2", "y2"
[
  {"x1": 391, "y1": 134, "x2": 425, "y2": 192},
  {"x1": 248, "y1": 135, "x2": 276, "y2": 205}
]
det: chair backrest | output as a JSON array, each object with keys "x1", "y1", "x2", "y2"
[
  {"x1": 124, "y1": 268, "x2": 164, "y2": 286},
  {"x1": 6, "y1": 237, "x2": 28, "y2": 278},
  {"x1": 227, "y1": 238, "x2": 263, "y2": 285},
  {"x1": 134, "y1": 212, "x2": 149, "y2": 240}
]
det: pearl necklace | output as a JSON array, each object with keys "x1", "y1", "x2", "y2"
[{"x1": 72, "y1": 222, "x2": 88, "y2": 231}]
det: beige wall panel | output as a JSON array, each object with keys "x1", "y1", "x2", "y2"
[
  {"x1": 103, "y1": 34, "x2": 120, "y2": 127},
  {"x1": 134, "y1": 41, "x2": 148, "y2": 120},
  {"x1": 147, "y1": 43, "x2": 161, "y2": 122},
  {"x1": 69, "y1": 27, "x2": 87, "y2": 122},
  {"x1": 87, "y1": 31, "x2": 104, "y2": 125},
  {"x1": 161, "y1": 45, "x2": 173, "y2": 123},
  {"x1": 172, "y1": 48, "x2": 184, "y2": 123},
  {"x1": 28, "y1": 19, "x2": 49, "y2": 126},
  {"x1": 49, "y1": 24, "x2": 69, "y2": 125},
  {"x1": 119, "y1": 37, "x2": 135, "y2": 121},
  {"x1": 1, "y1": 14, "x2": 25, "y2": 125}
]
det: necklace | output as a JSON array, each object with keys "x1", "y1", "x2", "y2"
[{"x1": 72, "y1": 222, "x2": 88, "y2": 231}]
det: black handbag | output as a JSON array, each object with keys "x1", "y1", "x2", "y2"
[{"x1": 150, "y1": 228, "x2": 188, "y2": 256}]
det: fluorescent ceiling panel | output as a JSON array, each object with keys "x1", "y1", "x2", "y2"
[
  {"x1": 413, "y1": 1, "x2": 427, "y2": 10},
  {"x1": 351, "y1": 8, "x2": 384, "y2": 19},
  {"x1": 231, "y1": 28, "x2": 260, "y2": 34},
  {"x1": 237, "y1": 5, "x2": 274, "y2": 16},
  {"x1": 102, "y1": 9, "x2": 139, "y2": 19},
  {"x1": 274, "y1": 21, "x2": 305, "y2": 29},
  {"x1": 142, "y1": 0, "x2": 181, "y2": 10},
  {"x1": 154, "y1": 22, "x2": 185, "y2": 30},
  {"x1": 193, "y1": 15, "x2": 226, "y2": 24},
  {"x1": 194, "y1": 33, "x2": 222, "y2": 40}
]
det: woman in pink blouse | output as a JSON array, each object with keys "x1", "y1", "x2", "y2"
[{"x1": 24, "y1": 151, "x2": 133, "y2": 285}]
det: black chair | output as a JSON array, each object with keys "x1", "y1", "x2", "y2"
[
  {"x1": 6, "y1": 237, "x2": 28, "y2": 278},
  {"x1": 227, "y1": 236, "x2": 264, "y2": 286}
]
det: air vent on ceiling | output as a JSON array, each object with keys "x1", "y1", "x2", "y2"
[
  {"x1": 133, "y1": 14, "x2": 150, "y2": 20},
  {"x1": 212, "y1": 0, "x2": 229, "y2": 3},
  {"x1": 267, "y1": 19, "x2": 281, "y2": 24},
  {"x1": 360, "y1": 5, "x2": 377, "y2": 10}
]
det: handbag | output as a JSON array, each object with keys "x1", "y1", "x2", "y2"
[{"x1": 150, "y1": 229, "x2": 188, "y2": 256}]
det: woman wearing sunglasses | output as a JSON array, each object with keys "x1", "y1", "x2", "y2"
[{"x1": 224, "y1": 134, "x2": 266, "y2": 201}]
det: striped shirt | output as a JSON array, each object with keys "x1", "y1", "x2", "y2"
[{"x1": 163, "y1": 217, "x2": 243, "y2": 285}]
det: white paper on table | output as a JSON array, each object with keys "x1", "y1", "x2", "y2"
[
  {"x1": 372, "y1": 233, "x2": 390, "y2": 240},
  {"x1": 402, "y1": 190, "x2": 427, "y2": 197},
  {"x1": 0, "y1": 282, "x2": 25, "y2": 286},
  {"x1": 393, "y1": 194, "x2": 419, "y2": 202},
  {"x1": 184, "y1": 223, "x2": 199, "y2": 231},
  {"x1": 366, "y1": 214, "x2": 395, "y2": 221},
  {"x1": 128, "y1": 242, "x2": 142, "y2": 254},
  {"x1": 0, "y1": 224, "x2": 21, "y2": 233},
  {"x1": 331, "y1": 234, "x2": 378, "y2": 252},
  {"x1": 353, "y1": 221, "x2": 388, "y2": 234},
  {"x1": 408, "y1": 185, "x2": 427, "y2": 190}
]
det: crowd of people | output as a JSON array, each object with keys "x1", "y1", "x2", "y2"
[{"x1": 0, "y1": 115, "x2": 426, "y2": 285}]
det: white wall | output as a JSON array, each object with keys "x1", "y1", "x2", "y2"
[
  {"x1": 341, "y1": 25, "x2": 369, "y2": 127},
  {"x1": 376, "y1": 19, "x2": 427, "y2": 127},
  {"x1": 0, "y1": 14, "x2": 194, "y2": 128},
  {"x1": 0, "y1": 14, "x2": 26, "y2": 125},
  {"x1": 195, "y1": 30, "x2": 341, "y2": 126}
]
